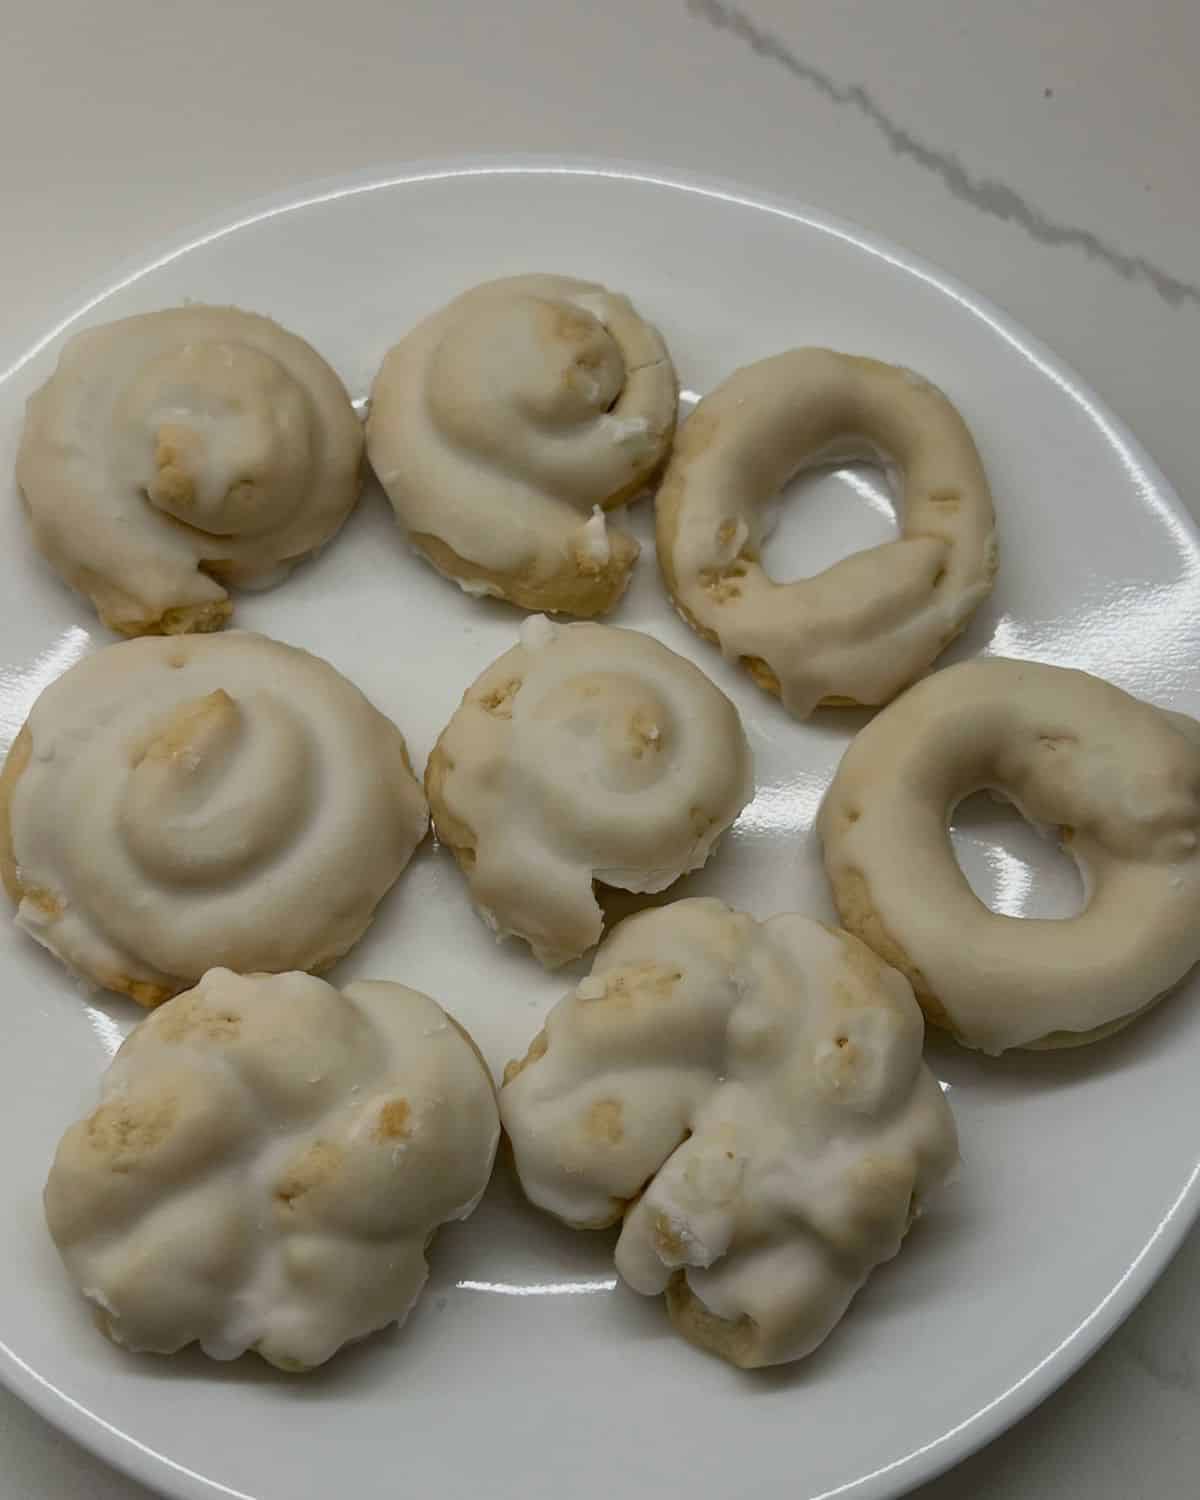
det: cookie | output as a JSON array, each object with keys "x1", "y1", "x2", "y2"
[
  {"x1": 656, "y1": 349, "x2": 997, "y2": 716},
  {"x1": 17, "y1": 306, "x2": 362, "y2": 634},
  {"x1": 1, "y1": 631, "x2": 427, "y2": 1003},
  {"x1": 366, "y1": 275, "x2": 677, "y2": 615},
  {"x1": 426, "y1": 619, "x2": 753, "y2": 967},
  {"x1": 44, "y1": 969, "x2": 499, "y2": 1369},
  {"x1": 820, "y1": 658, "x2": 1200, "y2": 1051},
  {"x1": 501, "y1": 898, "x2": 957, "y2": 1367}
]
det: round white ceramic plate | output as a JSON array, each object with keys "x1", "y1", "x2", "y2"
[{"x1": 1, "y1": 160, "x2": 1199, "y2": 1500}]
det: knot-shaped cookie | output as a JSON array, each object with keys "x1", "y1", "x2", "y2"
[
  {"x1": 44, "y1": 969, "x2": 499, "y2": 1370},
  {"x1": 501, "y1": 899, "x2": 957, "y2": 1368},
  {"x1": 17, "y1": 306, "x2": 363, "y2": 635},
  {"x1": 0, "y1": 632, "x2": 427, "y2": 1004},
  {"x1": 820, "y1": 658, "x2": 1200, "y2": 1052},
  {"x1": 366, "y1": 275, "x2": 678, "y2": 615},
  {"x1": 656, "y1": 349, "x2": 998, "y2": 716},
  {"x1": 425, "y1": 619, "x2": 753, "y2": 966}
]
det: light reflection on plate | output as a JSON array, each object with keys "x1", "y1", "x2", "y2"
[
  {"x1": 0, "y1": 626, "x2": 90, "y2": 750},
  {"x1": 456, "y1": 1279, "x2": 618, "y2": 1297},
  {"x1": 82, "y1": 1005, "x2": 128, "y2": 1059}
]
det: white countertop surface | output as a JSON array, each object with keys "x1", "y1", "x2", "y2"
[{"x1": 2, "y1": 1, "x2": 1198, "y2": 1494}]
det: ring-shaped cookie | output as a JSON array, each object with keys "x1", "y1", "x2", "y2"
[
  {"x1": 367, "y1": 275, "x2": 678, "y2": 616},
  {"x1": 17, "y1": 306, "x2": 364, "y2": 635},
  {"x1": 819, "y1": 658, "x2": 1200, "y2": 1053},
  {"x1": 656, "y1": 349, "x2": 998, "y2": 717}
]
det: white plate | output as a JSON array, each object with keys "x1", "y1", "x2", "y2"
[{"x1": 2, "y1": 160, "x2": 1199, "y2": 1500}]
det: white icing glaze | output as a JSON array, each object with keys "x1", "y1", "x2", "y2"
[
  {"x1": 820, "y1": 658, "x2": 1200, "y2": 1052},
  {"x1": 500, "y1": 898, "x2": 957, "y2": 1368},
  {"x1": 365, "y1": 274, "x2": 677, "y2": 615},
  {"x1": 16, "y1": 307, "x2": 363, "y2": 635},
  {"x1": 426, "y1": 623, "x2": 753, "y2": 967},
  {"x1": 602, "y1": 415, "x2": 652, "y2": 446},
  {"x1": 1, "y1": 632, "x2": 427, "y2": 1002},
  {"x1": 456, "y1": 577, "x2": 505, "y2": 599},
  {"x1": 518, "y1": 613, "x2": 559, "y2": 651},
  {"x1": 44, "y1": 969, "x2": 499, "y2": 1369},
  {"x1": 578, "y1": 506, "x2": 612, "y2": 565},
  {"x1": 656, "y1": 349, "x2": 997, "y2": 717}
]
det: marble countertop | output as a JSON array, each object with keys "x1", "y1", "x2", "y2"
[{"x1": 2, "y1": 1, "x2": 1197, "y2": 1494}]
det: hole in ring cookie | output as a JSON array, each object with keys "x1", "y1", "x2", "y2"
[
  {"x1": 950, "y1": 791, "x2": 1086, "y2": 921},
  {"x1": 759, "y1": 461, "x2": 896, "y2": 583}
]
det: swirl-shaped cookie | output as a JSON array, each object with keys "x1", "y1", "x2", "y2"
[
  {"x1": 45, "y1": 969, "x2": 499, "y2": 1370},
  {"x1": 0, "y1": 632, "x2": 427, "y2": 1004},
  {"x1": 425, "y1": 618, "x2": 753, "y2": 966},
  {"x1": 656, "y1": 349, "x2": 997, "y2": 717},
  {"x1": 366, "y1": 274, "x2": 678, "y2": 615},
  {"x1": 17, "y1": 307, "x2": 363, "y2": 635},
  {"x1": 820, "y1": 658, "x2": 1200, "y2": 1052},
  {"x1": 501, "y1": 899, "x2": 958, "y2": 1368}
]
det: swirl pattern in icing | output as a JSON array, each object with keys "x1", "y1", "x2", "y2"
[
  {"x1": 17, "y1": 306, "x2": 363, "y2": 635},
  {"x1": 366, "y1": 274, "x2": 678, "y2": 616},
  {"x1": 425, "y1": 618, "x2": 753, "y2": 967},
  {"x1": 0, "y1": 632, "x2": 428, "y2": 1003}
]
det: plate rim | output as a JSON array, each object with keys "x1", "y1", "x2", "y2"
[{"x1": 2, "y1": 152, "x2": 1199, "y2": 1500}]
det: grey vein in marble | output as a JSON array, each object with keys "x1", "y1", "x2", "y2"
[{"x1": 687, "y1": 0, "x2": 1200, "y2": 310}]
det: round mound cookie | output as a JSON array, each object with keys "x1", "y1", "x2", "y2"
[
  {"x1": 366, "y1": 274, "x2": 678, "y2": 616},
  {"x1": 501, "y1": 897, "x2": 958, "y2": 1368},
  {"x1": 819, "y1": 657, "x2": 1200, "y2": 1053},
  {"x1": 44, "y1": 969, "x2": 499, "y2": 1370},
  {"x1": 426, "y1": 618, "x2": 753, "y2": 967},
  {"x1": 656, "y1": 349, "x2": 997, "y2": 717},
  {"x1": 0, "y1": 631, "x2": 428, "y2": 1004},
  {"x1": 17, "y1": 306, "x2": 363, "y2": 635}
]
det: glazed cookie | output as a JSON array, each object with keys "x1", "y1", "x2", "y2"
[
  {"x1": 820, "y1": 658, "x2": 1200, "y2": 1053},
  {"x1": 366, "y1": 274, "x2": 677, "y2": 615},
  {"x1": 501, "y1": 898, "x2": 958, "y2": 1368},
  {"x1": 656, "y1": 349, "x2": 997, "y2": 717},
  {"x1": 0, "y1": 632, "x2": 427, "y2": 1004},
  {"x1": 17, "y1": 306, "x2": 363, "y2": 635},
  {"x1": 426, "y1": 618, "x2": 753, "y2": 967},
  {"x1": 45, "y1": 969, "x2": 499, "y2": 1370}
]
